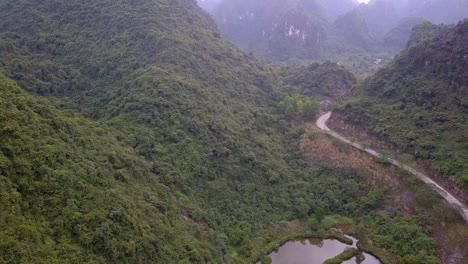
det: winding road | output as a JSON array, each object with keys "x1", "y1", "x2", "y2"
[{"x1": 316, "y1": 112, "x2": 468, "y2": 223}]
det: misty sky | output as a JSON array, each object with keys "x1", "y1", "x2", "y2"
[{"x1": 357, "y1": 0, "x2": 370, "y2": 3}]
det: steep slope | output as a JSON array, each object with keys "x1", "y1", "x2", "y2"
[
  {"x1": 338, "y1": 19, "x2": 468, "y2": 189},
  {"x1": 207, "y1": 0, "x2": 426, "y2": 64},
  {"x1": 0, "y1": 74, "x2": 219, "y2": 263},
  {"x1": 360, "y1": 0, "x2": 401, "y2": 37},
  {"x1": 382, "y1": 17, "x2": 427, "y2": 50},
  {"x1": 405, "y1": 21, "x2": 453, "y2": 48},
  {"x1": 0, "y1": 0, "x2": 457, "y2": 263},
  {"x1": 278, "y1": 62, "x2": 357, "y2": 99},
  {"x1": 332, "y1": 8, "x2": 376, "y2": 53},
  {"x1": 317, "y1": 0, "x2": 358, "y2": 19},
  {"x1": 332, "y1": 0, "x2": 410, "y2": 52},
  {"x1": 0, "y1": 0, "x2": 386, "y2": 262},
  {"x1": 212, "y1": 0, "x2": 329, "y2": 61}
]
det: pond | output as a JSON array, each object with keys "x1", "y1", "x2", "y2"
[
  {"x1": 342, "y1": 253, "x2": 380, "y2": 264},
  {"x1": 261, "y1": 236, "x2": 380, "y2": 264}
]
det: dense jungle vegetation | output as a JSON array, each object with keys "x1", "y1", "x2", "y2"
[
  {"x1": 0, "y1": 0, "x2": 462, "y2": 263},
  {"x1": 338, "y1": 20, "x2": 468, "y2": 189}
]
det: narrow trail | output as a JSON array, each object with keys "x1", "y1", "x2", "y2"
[{"x1": 316, "y1": 112, "x2": 468, "y2": 223}]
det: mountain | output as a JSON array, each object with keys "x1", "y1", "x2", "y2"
[
  {"x1": 278, "y1": 62, "x2": 357, "y2": 99},
  {"x1": 331, "y1": 1, "x2": 415, "y2": 53},
  {"x1": 360, "y1": 0, "x2": 401, "y2": 37},
  {"x1": 205, "y1": 0, "x2": 426, "y2": 64},
  {"x1": 317, "y1": 0, "x2": 359, "y2": 19},
  {"x1": 0, "y1": 73, "x2": 218, "y2": 263},
  {"x1": 212, "y1": 0, "x2": 329, "y2": 61},
  {"x1": 338, "y1": 20, "x2": 468, "y2": 188},
  {"x1": 0, "y1": 0, "x2": 394, "y2": 262},
  {"x1": 332, "y1": 8, "x2": 376, "y2": 53},
  {"x1": 0, "y1": 0, "x2": 459, "y2": 263},
  {"x1": 201, "y1": 0, "x2": 466, "y2": 64},
  {"x1": 405, "y1": 21, "x2": 453, "y2": 48},
  {"x1": 382, "y1": 17, "x2": 427, "y2": 50}
]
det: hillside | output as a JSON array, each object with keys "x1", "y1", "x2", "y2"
[
  {"x1": 359, "y1": 0, "x2": 401, "y2": 38},
  {"x1": 0, "y1": 0, "x2": 369, "y2": 262},
  {"x1": 338, "y1": 19, "x2": 468, "y2": 189},
  {"x1": 382, "y1": 17, "x2": 427, "y2": 50},
  {"x1": 0, "y1": 74, "x2": 218, "y2": 263},
  {"x1": 203, "y1": 0, "x2": 468, "y2": 68},
  {"x1": 0, "y1": 0, "x2": 460, "y2": 263},
  {"x1": 317, "y1": 0, "x2": 358, "y2": 19},
  {"x1": 204, "y1": 0, "x2": 429, "y2": 66},
  {"x1": 212, "y1": 0, "x2": 329, "y2": 61},
  {"x1": 278, "y1": 62, "x2": 357, "y2": 99}
]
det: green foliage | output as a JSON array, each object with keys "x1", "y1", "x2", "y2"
[
  {"x1": 279, "y1": 95, "x2": 319, "y2": 120},
  {"x1": 0, "y1": 0, "x2": 448, "y2": 262},
  {"x1": 308, "y1": 215, "x2": 354, "y2": 232},
  {"x1": 364, "y1": 213, "x2": 439, "y2": 262},
  {"x1": 0, "y1": 74, "x2": 220, "y2": 263},
  {"x1": 208, "y1": 0, "x2": 424, "y2": 63},
  {"x1": 315, "y1": 207, "x2": 325, "y2": 224},
  {"x1": 260, "y1": 255, "x2": 272, "y2": 264},
  {"x1": 406, "y1": 22, "x2": 453, "y2": 49},
  {"x1": 323, "y1": 248, "x2": 358, "y2": 264},
  {"x1": 338, "y1": 20, "x2": 468, "y2": 189},
  {"x1": 211, "y1": 0, "x2": 329, "y2": 61},
  {"x1": 278, "y1": 62, "x2": 357, "y2": 98},
  {"x1": 0, "y1": 0, "x2": 387, "y2": 262}
]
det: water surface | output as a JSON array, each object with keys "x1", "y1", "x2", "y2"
[
  {"x1": 269, "y1": 238, "x2": 351, "y2": 264},
  {"x1": 264, "y1": 237, "x2": 381, "y2": 264}
]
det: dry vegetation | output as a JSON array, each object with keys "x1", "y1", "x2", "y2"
[{"x1": 300, "y1": 124, "x2": 397, "y2": 188}]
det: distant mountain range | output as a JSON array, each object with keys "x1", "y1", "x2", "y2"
[
  {"x1": 0, "y1": 0, "x2": 465, "y2": 263},
  {"x1": 197, "y1": 0, "x2": 468, "y2": 62}
]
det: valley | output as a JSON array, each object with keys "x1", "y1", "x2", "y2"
[
  {"x1": 317, "y1": 111, "x2": 468, "y2": 222},
  {"x1": 0, "y1": 0, "x2": 466, "y2": 263}
]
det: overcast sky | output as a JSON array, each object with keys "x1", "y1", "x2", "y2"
[{"x1": 357, "y1": 0, "x2": 370, "y2": 3}]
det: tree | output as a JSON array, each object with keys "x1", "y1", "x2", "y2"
[
  {"x1": 315, "y1": 207, "x2": 325, "y2": 223},
  {"x1": 261, "y1": 256, "x2": 272, "y2": 264},
  {"x1": 279, "y1": 95, "x2": 318, "y2": 120},
  {"x1": 301, "y1": 99, "x2": 319, "y2": 120},
  {"x1": 296, "y1": 199, "x2": 310, "y2": 219}
]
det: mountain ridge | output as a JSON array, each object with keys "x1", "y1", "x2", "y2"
[{"x1": 338, "y1": 19, "x2": 468, "y2": 188}]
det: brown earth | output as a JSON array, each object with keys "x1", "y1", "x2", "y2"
[
  {"x1": 327, "y1": 112, "x2": 468, "y2": 205},
  {"x1": 300, "y1": 122, "x2": 468, "y2": 263}
]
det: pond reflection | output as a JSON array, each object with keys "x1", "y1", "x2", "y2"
[{"x1": 262, "y1": 237, "x2": 381, "y2": 264}]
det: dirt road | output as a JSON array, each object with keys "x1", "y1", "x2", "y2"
[{"x1": 316, "y1": 112, "x2": 468, "y2": 223}]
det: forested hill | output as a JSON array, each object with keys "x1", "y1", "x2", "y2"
[
  {"x1": 202, "y1": 0, "x2": 428, "y2": 63},
  {"x1": 0, "y1": 0, "x2": 451, "y2": 263},
  {"x1": 0, "y1": 0, "x2": 377, "y2": 262},
  {"x1": 0, "y1": 0, "x2": 276, "y2": 115},
  {"x1": 338, "y1": 20, "x2": 468, "y2": 188},
  {"x1": 212, "y1": 0, "x2": 330, "y2": 61},
  {"x1": 0, "y1": 74, "x2": 218, "y2": 262}
]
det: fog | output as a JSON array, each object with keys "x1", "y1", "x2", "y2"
[{"x1": 197, "y1": 0, "x2": 468, "y2": 25}]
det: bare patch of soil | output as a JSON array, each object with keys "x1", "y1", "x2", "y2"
[
  {"x1": 301, "y1": 122, "x2": 468, "y2": 263},
  {"x1": 327, "y1": 113, "x2": 468, "y2": 204}
]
